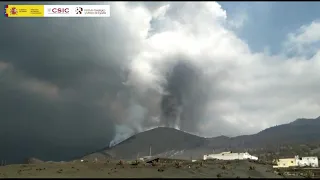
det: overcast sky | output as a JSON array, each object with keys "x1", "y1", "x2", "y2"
[{"x1": 1, "y1": 2, "x2": 320, "y2": 163}]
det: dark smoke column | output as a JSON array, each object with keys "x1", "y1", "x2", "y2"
[
  {"x1": 161, "y1": 94, "x2": 181, "y2": 128},
  {"x1": 160, "y1": 60, "x2": 207, "y2": 132}
]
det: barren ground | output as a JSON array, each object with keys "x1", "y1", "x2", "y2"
[{"x1": 0, "y1": 159, "x2": 285, "y2": 178}]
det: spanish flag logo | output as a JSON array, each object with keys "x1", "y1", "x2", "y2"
[
  {"x1": 5, "y1": 5, "x2": 19, "y2": 17},
  {"x1": 10, "y1": 7, "x2": 18, "y2": 15},
  {"x1": 4, "y1": 5, "x2": 44, "y2": 17}
]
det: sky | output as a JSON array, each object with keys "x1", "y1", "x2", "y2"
[{"x1": 1, "y1": 1, "x2": 320, "y2": 163}]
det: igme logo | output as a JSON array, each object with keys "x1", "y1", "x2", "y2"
[{"x1": 75, "y1": 7, "x2": 83, "y2": 14}]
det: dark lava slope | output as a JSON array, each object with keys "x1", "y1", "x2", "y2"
[{"x1": 84, "y1": 116, "x2": 320, "y2": 160}]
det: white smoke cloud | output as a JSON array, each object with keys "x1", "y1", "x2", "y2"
[
  {"x1": 109, "y1": 125, "x2": 135, "y2": 147},
  {"x1": 108, "y1": 2, "x2": 320, "y2": 143}
]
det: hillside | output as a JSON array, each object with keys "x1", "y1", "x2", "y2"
[
  {"x1": 206, "y1": 116, "x2": 320, "y2": 149},
  {"x1": 84, "y1": 116, "x2": 320, "y2": 160},
  {"x1": 84, "y1": 127, "x2": 207, "y2": 160}
]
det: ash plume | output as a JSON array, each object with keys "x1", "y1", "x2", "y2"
[
  {"x1": 3, "y1": 1, "x2": 317, "y2": 163},
  {"x1": 160, "y1": 61, "x2": 210, "y2": 132}
]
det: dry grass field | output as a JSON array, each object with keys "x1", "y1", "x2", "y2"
[{"x1": 0, "y1": 159, "x2": 285, "y2": 178}]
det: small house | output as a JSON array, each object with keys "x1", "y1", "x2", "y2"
[{"x1": 273, "y1": 158, "x2": 296, "y2": 168}]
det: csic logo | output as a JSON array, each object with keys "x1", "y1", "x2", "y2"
[
  {"x1": 48, "y1": 7, "x2": 69, "y2": 14},
  {"x1": 75, "y1": 7, "x2": 83, "y2": 14},
  {"x1": 10, "y1": 7, "x2": 18, "y2": 15}
]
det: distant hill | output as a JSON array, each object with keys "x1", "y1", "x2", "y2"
[
  {"x1": 86, "y1": 127, "x2": 207, "y2": 160},
  {"x1": 290, "y1": 116, "x2": 320, "y2": 126},
  {"x1": 83, "y1": 116, "x2": 320, "y2": 160},
  {"x1": 208, "y1": 116, "x2": 320, "y2": 149}
]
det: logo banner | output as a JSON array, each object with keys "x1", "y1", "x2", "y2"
[{"x1": 5, "y1": 5, "x2": 110, "y2": 18}]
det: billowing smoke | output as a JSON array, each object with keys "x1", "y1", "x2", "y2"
[
  {"x1": 161, "y1": 61, "x2": 209, "y2": 132},
  {"x1": 108, "y1": 55, "x2": 213, "y2": 147},
  {"x1": 3, "y1": 1, "x2": 320, "y2": 163},
  {"x1": 107, "y1": 2, "x2": 230, "y2": 146},
  {"x1": 0, "y1": 2, "x2": 251, "y2": 160},
  {"x1": 108, "y1": 91, "x2": 149, "y2": 146}
]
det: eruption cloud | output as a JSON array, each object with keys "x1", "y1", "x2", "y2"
[
  {"x1": 2, "y1": 1, "x2": 320, "y2": 162},
  {"x1": 109, "y1": 2, "x2": 228, "y2": 146}
]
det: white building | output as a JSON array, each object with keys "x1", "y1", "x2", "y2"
[
  {"x1": 295, "y1": 156, "x2": 318, "y2": 167},
  {"x1": 203, "y1": 151, "x2": 258, "y2": 161}
]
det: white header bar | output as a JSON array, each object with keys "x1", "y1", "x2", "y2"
[{"x1": 44, "y1": 5, "x2": 110, "y2": 17}]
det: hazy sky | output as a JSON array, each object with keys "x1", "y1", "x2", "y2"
[{"x1": 1, "y1": 1, "x2": 320, "y2": 163}]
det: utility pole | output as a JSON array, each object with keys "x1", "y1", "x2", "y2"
[{"x1": 149, "y1": 144, "x2": 152, "y2": 156}]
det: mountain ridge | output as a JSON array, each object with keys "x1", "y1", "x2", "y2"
[{"x1": 82, "y1": 116, "x2": 320, "y2": 161}]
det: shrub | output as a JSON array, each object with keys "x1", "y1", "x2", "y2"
[
  {"x1": 158, "y1": 166, "x2": 165, "y2": 172},
  {"x1": 200, "y1": 162, "x2": 204, "y2": 167},
  {"x1": 152, "y1": 161, "x2": 158, "y2": 167},
  {"x1": 131, "y1": 160, "x2": 140, "y2": 166},
  {"x1": 117, "y1": 160, "x2": 125, "y2": 168},
  {"x1": 174, "y1": 162, "x2": 182, "y2": 168},
  {"x1": 278, "y1": 171, "x2": 283, "y2": 176},
  {"x1": 306, "y1": 170, "x2": 313, "y2": 178}
]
